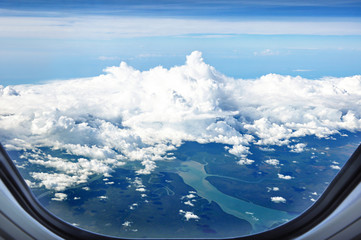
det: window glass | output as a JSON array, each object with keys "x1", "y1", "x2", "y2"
[{"x1": 1, "y1": 1, "x2": 361, "y2": 239}]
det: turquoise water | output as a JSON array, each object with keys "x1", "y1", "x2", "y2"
[{"x1": 178, "y1": 160, "x2": 297, "y2": 233}]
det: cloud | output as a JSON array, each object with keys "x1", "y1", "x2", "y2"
[
  {"x1": 330, "y1": 165, "x2": 341, "y2": 170},
  {"x1": 98, "y1": 56, "x2": 121, "y2": 61},
  {"x1": 51, "y1": 193, "x2": 67, "y2": 201},
  {"x1": 136, "y1": 187, "x2": 146, "y2": 192},
  {"x1": 136, "y1": 53, "x2": 163, "y2": 58},
  {"x1": 237, "y1": 158, "x2": 255, "y2": 165},
  {"x1": 1, "y1": 51, "x2": 361, "y2": 191},
  {"x1": 254, "y1": 49, "x2": 280, "y2": 56},
  {"x1": 278, "y1": 173, "x2": 294, "y2": 180},
  {"x1": 259, "y1": 147, "x2": 275, "y2": 152},
  {"x1": 181, "y1": 191, "x2": 198, "y2": 206},
  {"x1": 265, "y1": 159, "x2": 280, "y2": 166},
  {"x1": 129, "y1": 203, "x2": 138, "y2": 210},
  {"x1": 122, "y1": 221, "x2": 132, "y2": 227},
  {"x1": 267, "y1": 187, "x2": 280, "y2": 192},
  {"x1": 128, "y1": 177, "x2": 148, "y2": 193},
  {"x1": 289, "y1": 143, "x2": 307, "y2": 153},
  {"x1": 0, "y1": 86, "x2": 19, "y2": 96},
  {"x1": 179, "y1": 210, "x2": 200, "y2": 221},
  {"x1": 24, "y1": 150, "x2": 113, "y2": 190},
  {"x1": 184, "y1": 193, "x2": 197, "y2": 199},
  {"x1": 293, "y1": 69, "x2": 312, "y2": 72},
  {"x1": 1, "y1": 16, "x2": 361, "y2": 40},
  {"x1": 271, "y1": 196, "x2": 286, "y2": 203}
]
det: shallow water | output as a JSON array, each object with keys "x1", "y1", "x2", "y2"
[{"x1": 178, "y1": 160, "x2": 297, "y2": 233}]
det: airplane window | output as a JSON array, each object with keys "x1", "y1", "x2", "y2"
[{"x1": 1, "y1": 1, "x2": 361, "y2": 239}]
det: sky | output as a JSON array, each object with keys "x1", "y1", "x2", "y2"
[
  {"x1": 1, "y1": 0, "x2": 361, "y2": 18},
  {"x1": 0, "y1": 0, "x2": 361, "y2": 85}
]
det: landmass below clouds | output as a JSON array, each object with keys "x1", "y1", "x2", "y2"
[{"x1": 1, "y1": 51, "x2": 361, "y2": 191}]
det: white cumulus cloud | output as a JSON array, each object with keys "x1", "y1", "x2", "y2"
[
  {"x1": 265, "y1": 159, "x2": 280, "y2": 166},
  {"x1": 179, "y1": 210, "x2": 200, "y2": 221},
  {"x1": 51, "y1": 193, "x2": 67, "y2": 201},
  {"x1": 289, "y1": 143, "x2": 307, "y2": 153},
  {"x1": 237, "y1": 158, "x2": 255, "y2": 165},
  {"x1": 271, "y1": 196, "x2": 286, "y2": 203},
  {"x1": 278, "y1": 173, "x2": 294, "y2": 180},
  {"x1": 1, "y1": 51, "x2": 361, "y2": 191},
  {"x1": 330, "y1": 165, "x2": 341, "y2": 170}
]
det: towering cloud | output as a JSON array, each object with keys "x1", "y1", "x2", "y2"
[{"x1": 1, "y1": 51, "x2": 360, "y2": 190}]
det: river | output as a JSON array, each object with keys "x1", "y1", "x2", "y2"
[{"x1": 178, "y1": 160, "x2": 297, "y2": 233}]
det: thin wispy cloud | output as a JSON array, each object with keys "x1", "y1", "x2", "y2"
[
  {"x1": 1, "y1": 0, "x2": 360, "y2": 18},
  {"x1": 1, "y1": 16, "x2": 361, "y2": 39},
  {"x1": 254, "y1": 49, "x2": 280, "y2": 56},
  {"x1": 98, "y1": 56, "x2": 121, "y2": 61},
  {"x1": 293, "y1": 69, "x2": 312, "y2": 72}
]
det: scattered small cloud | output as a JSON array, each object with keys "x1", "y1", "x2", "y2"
[
  {"x1": 267, "y1": 187, "x2": 280, "y2": 192},
  {"x1": 52, "y1": 193, "x2": 67, "y2": 201},
  {"x1": 182, "y1": 193, "x2": 197, "y2": 199},
  {"x1": 136, "y1": 187, "x2": 146, "y2": 192},
  {"x1": 278, "y1": 173, "x2": 294, "y2": 180},
  {"x1": 184, "y1": 200, "x2": 194, "y2": 207},
  {"x1": 265, "y1": 159, "x2": 280, "y2": 166},
  {"x1": 122, "y1": 221, "x2": 132, "y2": 227},
  {"x1": 289, "y1": 143, "x2": 307, "y2": 153},
  {"x1": 237, "y1": 158, "x2": 254, "y2": 165},
  {"x1": 330, "y1": 165, "x2": 341, "y2": 170},
  {"x1": 129, "y1": 203, "x2": 138, "y2": 210},
  {"x1": 179, "y1": 210, "x2": 200, "y2": 221},
  {"x1": 259, "y1": 147, "x2": 275, "y2": 152},
  {"x1": 271, "y1": 196, "x2": 286, "y2": 203}
]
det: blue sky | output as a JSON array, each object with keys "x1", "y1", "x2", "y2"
[
  {"x1": 0, "y1": 0, "x2": 361, "y2": 85},
  {"x1": 2, "y1": 0, "x2": 361, "y2": 18}
]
